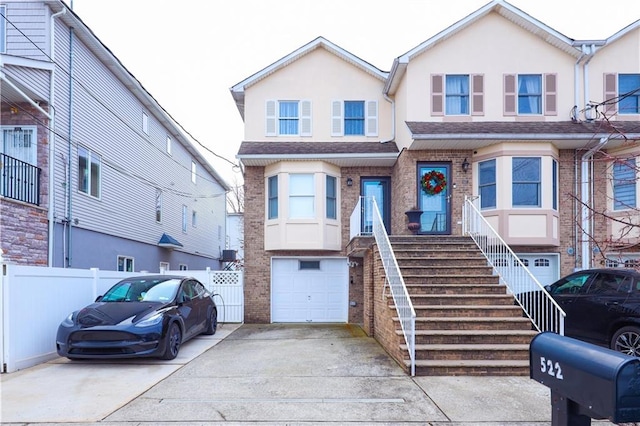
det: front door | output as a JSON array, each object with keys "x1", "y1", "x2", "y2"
[
  {"x1": 361, "y1": 177, "x2": 391, "y2": 234},
  {"x1": 417, "y1": 163, "x2": 451, "y2": 234}
]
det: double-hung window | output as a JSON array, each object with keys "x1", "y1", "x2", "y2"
[
  {"x1": 279, "y1": 101, "x2": 299, "y2": 135},
  {"x1": 613, "y1": 158, "x2": 637, "y2": 210},
  {"x1": 344, "y1": 101, "x2": 365, "y2": 135},
  {"x1": 445, "y1": 75, "x2": 469, "y2": 115},
  {"x1": 155, "y1": 189, "x2": 162, "y2": 222},
  {"x1": 117, "y1": 256, "x2": 134, "y2": 272},
  {"x1": 78, "y1": 146, "x2": 101, "y2": 198},
  {"x1": 326, "y1": 176, "x2": 337, "y2": 219},
  {"x1": 478, "y1": 159, "x2": 496, "y2": 209},
  {"x1": 517, "y1": 75, "x2": 542, "y2": 114},
  {"x1": 504, "y1": 74, "x2": 556, "y2": 116},
  {"x1": 268, "y1": 175, "x2": 278, "y2": 219},
  {"x1": 182, "y1": 205, "x2": 188, "y2": 232},
  {"x1": 618, "y1": 74, "x2": 640, "y2": 114},
  {"x1": 332, "y1": 100, "x2": 377, "y2": 136},
  {"x1": 512, "y1": 157, "x2": 541, "y2": 207},
  {"x1": 289, "y1": 174, "x2": 314, "y2": 219},
  {"x1": 265, "y1": 100, "x2": 312, "y2": 136}
]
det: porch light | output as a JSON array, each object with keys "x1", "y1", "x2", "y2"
[
  {"x1": 346, "y1": 177, "x2": 353, "y2": 186},
  {"x1": 461, "y1": 158, "x2": 470, "y2": 173}
]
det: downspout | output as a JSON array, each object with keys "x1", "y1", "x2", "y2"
[
  {"x1": 581, "y1": 137, "x2": 608, "y2": 270},
  {"x1": 48, "y1": 8, "x2": 66, "y2": 266},
  {"x1": 381, "y1": 93, "x2": 395, "y2": 143},
  {"x1": 583, "y1": 44, "x2": 597, "y2": 120},
  {"x1": 572, "y1": 45, "x2": 587, "y2": 270},
  {"x1": 66, "y1": 26, "x2": 74, "y2": 267}
]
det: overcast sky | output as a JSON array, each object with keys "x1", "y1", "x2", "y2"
[{"x1": 71, "y1": 0, "x2": 640, "y2": 186}]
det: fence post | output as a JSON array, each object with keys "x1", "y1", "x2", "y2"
[{"x1": 90, "y1": 268, "x2": 99, "y2": 301}]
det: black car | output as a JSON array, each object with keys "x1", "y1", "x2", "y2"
[
  {"x1": 56, "y1": 275, "x2": 217, "y2": 360},
  {"x1": 542, "y1": 268, "x2": 640, "y2": 356}
]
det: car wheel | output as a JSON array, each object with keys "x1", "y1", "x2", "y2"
[
  {"x1": 611, "y1": 326, "x2": 640, "y2": 356},
  {"x1": 161, "y1": 322, "x2": 182, "y2": 360},
  {"x1": 204, "y1": 308, "x2": 218, "y2": 335}
]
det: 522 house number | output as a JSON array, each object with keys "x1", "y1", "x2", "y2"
[{"x1": 539, "y1": 357, "x2": 564, "y2": 380}]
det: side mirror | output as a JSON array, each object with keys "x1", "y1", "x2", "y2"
[{"x1": 95, "y1": 295, "x2": 103, "y2": 302}]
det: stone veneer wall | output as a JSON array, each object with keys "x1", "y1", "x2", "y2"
[{"x1": 0, "y1": 102, "x2": 50, "y2": 265}]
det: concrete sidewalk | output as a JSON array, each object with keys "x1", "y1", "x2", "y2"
[{"x1": 0, "y1": 323, "x2": 619, "y2": 425}]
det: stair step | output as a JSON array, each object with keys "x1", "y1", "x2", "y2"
[
  {"x1": 407, "y1": 294, "x2": 515, "y2": 306},
  {"x1": 406, "y1": 344, "x2": 530, "y2": 361},
  {"x1": 403, "y1": 329, "x2": 537, "y2": 344},
  {"x1": 406, "y1": 317, "x2": 533, "y2": 331},
  {"x1": 405, "y1": 284, "x2": 508, "y2": 295},
  {"x1": 406, "y1": 359, "x2": 530, "y2": 376},
  {"x1": 413, "y1": 305, "x2": 525, "y2": 317},
  {"x1": 403, "y1": 275, "x2": 500, "y2": 285}
]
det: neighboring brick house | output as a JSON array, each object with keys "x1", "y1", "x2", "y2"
[
  {"x1": 231, "y1": 0, "x2": 640, "y2": 325},
  {"x1": 1, "y1": 1, "x2": 230, "y2": 271}
]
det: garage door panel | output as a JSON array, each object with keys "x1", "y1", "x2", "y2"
[{"x1": 272, "y1": 258, "x2": 348, "y2": 323}]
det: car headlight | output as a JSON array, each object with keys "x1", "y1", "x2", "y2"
[
  {"x1": 61, "y1": 312, "x2": 76, "y2": 327},
  {"x1": 135, "y1": 313, "x2": 163, "y2": 327}
]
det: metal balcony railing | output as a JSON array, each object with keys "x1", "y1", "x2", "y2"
[
  {"x1": 0, "y1": 153, "x2": 41, "y2": 205},
  {"x1": 462, "y1": 195, "x2": 565, "y2": 334}
]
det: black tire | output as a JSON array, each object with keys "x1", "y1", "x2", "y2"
[
  {"x1": 161, "y1": 322, "x2": 182, "y2": 360},
  {"x1": 204, "y1": 308, "x2": 218, "y2": 335},
  {"x1": 611, "y1": 326, "x2": 640, "y2": 356}
]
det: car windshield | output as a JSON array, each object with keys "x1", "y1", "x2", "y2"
[{"x1": 101, "y1": 278, "x2": 181, "y2": 303}]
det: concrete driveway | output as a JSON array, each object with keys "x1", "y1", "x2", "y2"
[{"x1": 0, "y1": 323, "x2": 620, "y2": 425}]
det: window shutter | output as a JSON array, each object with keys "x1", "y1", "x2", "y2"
[
  {"x1": 471, "y1": 74, "x2": 484, "y2": 116},
  {"x1": 604, "y1": 73, "x2": 617, "y2": 116},
  {"x1": 365, "y1": 100, "x2": 378, "y2": 137},
  {"x1": 544, "y1": 74, "x2": 557, "y2": 116},
  {"x1": 331, "y1": 100, "x2": 343, "y2": 136},
  {"x1": 504, "y1": 74, "x2": 516, "y2": 116},
  {"x1": 300, "y1": 100, "x2": 312, "y2": 137},
  {"x1": 431, "y1": 74, "x2": 444, "y2": 116},
  {"x1": 265, "y1": 100, "x2": 277, "y2": 136}
]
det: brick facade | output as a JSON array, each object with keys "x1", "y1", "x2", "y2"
[{"x1": 0, "y1": 102, "x2": 50, "y2": 265}]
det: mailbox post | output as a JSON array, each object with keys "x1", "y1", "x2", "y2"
[{"x1": 530, "y1": 332, "x2": 640, "y2": 425}]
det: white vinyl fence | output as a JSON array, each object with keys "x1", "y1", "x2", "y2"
[{"x1": 0, "y1": 263, "x2": 243, "y2": 373}]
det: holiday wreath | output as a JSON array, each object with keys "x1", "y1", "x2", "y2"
[{"x1": 421, "y1": 170, "x2": 447, "y2": 195}]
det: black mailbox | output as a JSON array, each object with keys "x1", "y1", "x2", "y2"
[{"x1": 530, "y1": 332, "x2": 640, "y2": 425}]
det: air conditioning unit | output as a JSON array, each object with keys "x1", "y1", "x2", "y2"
[{"x1": 221, "y1": 250, "x2": 237, "y2": 262}]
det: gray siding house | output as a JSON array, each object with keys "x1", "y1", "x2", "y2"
[{"x1": 0, "y1": 0, "x2": 230, "y2": 271}]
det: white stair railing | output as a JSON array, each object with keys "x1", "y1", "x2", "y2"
[
  {"x1": 350, "y1": 196, "x2": 416, "y2": 375},
  {"x1": 463, "y1": 196, "x2": 565, "y2": 335}
]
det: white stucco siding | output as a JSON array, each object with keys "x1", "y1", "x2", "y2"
[
  {"x1": 402, "y1": 12, "x2": 577, "y2": 124},
  {"x1": 243, "y1": 47, "x2": 391, "y2": 141},
  {"x1": 586, "y1": 27, "x2": 640, "y2": 120}
]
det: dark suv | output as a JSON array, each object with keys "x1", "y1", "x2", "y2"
[{"x1": 546, "y1": 268, "x2": 640, "y2": 356}]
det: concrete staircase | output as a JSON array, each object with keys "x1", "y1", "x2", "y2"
[{"x1": 388, "y1": 235, "x2": 537, "y2": 376}]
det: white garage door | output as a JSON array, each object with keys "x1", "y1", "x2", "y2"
[
  {"x1": 516, "y1": 254, "x2": 560, "y2": 287},
  {"x1": 272, "y1": 258, "x2": 348, "y2": 323}
]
